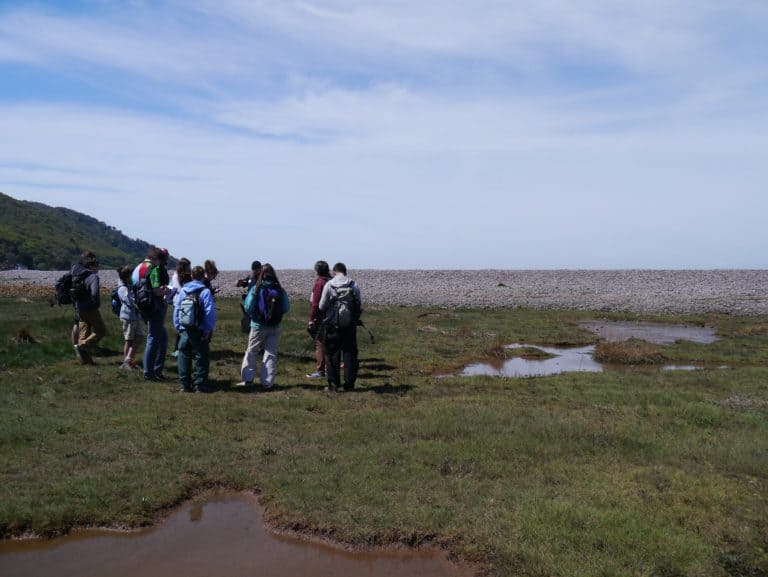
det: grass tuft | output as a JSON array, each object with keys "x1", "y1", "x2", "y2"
[{"x1": 594, "y1": 338, "x2": 665, "y2": 364}]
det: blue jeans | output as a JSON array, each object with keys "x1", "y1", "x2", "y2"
[{"x1": 143, "y1": 302, "x2": 168, "y2": 378}]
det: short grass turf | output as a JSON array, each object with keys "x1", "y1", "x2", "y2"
[{"x1": 0, "y1": 295, "x2": 767, "y2": 577}]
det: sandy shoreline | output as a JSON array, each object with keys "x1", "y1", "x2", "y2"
[{"x1": 1, "y1": 269, "x2": 766, "y2": 315}]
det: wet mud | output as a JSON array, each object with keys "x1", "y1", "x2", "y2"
[{"x1": 0, "y1": 493, "x2": 473, "y2": 577}]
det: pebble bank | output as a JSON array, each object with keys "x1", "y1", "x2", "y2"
[{"x1": 1, "y1": 269, "x2": 766, "y2": 315}]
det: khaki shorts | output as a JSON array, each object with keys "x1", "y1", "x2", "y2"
[{"x1": 121, "y1": 319, "x2": 144, "y2": 341}]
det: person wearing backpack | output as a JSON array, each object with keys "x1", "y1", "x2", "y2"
[
  {"x1": 116, "y1": 265, "x2": 143, "y2": 369},
  {"x1": 173, "y1": 266, "x2": 216, "y2": 393},
  {"x1": 239, "y1": 263, "x2": 291, "y2": 390},
  {"x1": 169, "y1": 258, "x2": 192, "y2": 358},
  {"x1": 236, "y1": 260, "x2": 262, "y2": 334},
  {"x1": 132, "y1": 247, "x2": 171, "y2": 382},
  {"x1": 319, "y1": 262, "x2": 361, "y2": 392},
  {"x1": 306, "y1": 260, "x2": 331, "y2": 379},
  {"x1": 70, "y1": 251, "x2": 106, "y2": 365}
]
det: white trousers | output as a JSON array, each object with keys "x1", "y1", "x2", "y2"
[{"x1": 241, "y1": 326, "x2": 281, "y2": 386}]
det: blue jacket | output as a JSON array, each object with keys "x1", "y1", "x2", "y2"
[
  {"x1": 172, "y1": 280, "x2": 216, "y2": 334},
  {"x1": 244, "y1": 281, "x2": 291, "y2": 329}
]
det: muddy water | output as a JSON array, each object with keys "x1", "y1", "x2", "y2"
[
  {"x1": 0, "y1": 494, "x2": 472, "y2": 577},
  {"x1": 462, "y1": 344, "x2": 603, "y2": 377},
  {"x1": 578, "y1": 321, "x2": 718, "y2": 344}
]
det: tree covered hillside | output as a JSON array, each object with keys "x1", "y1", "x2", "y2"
[{"x1": 0, "y1": 192, "x2": 170, "y2": 270}]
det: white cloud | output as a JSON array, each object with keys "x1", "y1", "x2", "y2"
[{"x1": 0, "y1": 1, "x2": 767, "y2": 268}]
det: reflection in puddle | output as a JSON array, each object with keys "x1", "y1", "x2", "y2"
[
  {"x1": 0, "y1": 494, "x2": 472, "y2": 577},
  {"x1": 662, "y1": 365, "x2": 703, "y2": 371},
  {"x1": 462, "y1": 344, "x2": 603, "y2": 377},
  {"x1": 579, "y1": 321, "x2": 718, "y2": 345}
]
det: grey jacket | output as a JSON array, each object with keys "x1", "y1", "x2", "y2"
[
  {"x1": 117, "y1": 282, "x2": 138, "y2": 322},
  {"x1": 318, "y1": 274, "x2": 361, "y2": 326}
]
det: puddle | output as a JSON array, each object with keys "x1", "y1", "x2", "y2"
[
  {"x1": 578, "y1": 321, "x2": 718, "y2": 345},
  {"x1": 459, "y1": 344, "x2": 729, "y2": 378},
  {"x1": 0, "y1": 494, "x2": 472, "y2": 577},
  {"x1": 462, "y1": 344, "x2": 603, "y2": 377},
  {"x1": 662, "y1": 364, "x2": 730, "y2": 372},
  {"x1": 662, "y1": 365, "x2": 704, "y2": 371}
]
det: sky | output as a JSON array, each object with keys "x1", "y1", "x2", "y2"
[{"x1": 1, "y1": 1, "x2": 767, "y2": 270}]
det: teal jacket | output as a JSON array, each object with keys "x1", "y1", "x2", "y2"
[{"x1": 244, "y1": 281, "x2": 291, "y2": 330}]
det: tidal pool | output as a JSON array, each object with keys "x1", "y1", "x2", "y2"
[
  {"x1": 578, "y1": 320, "x2": 718, "y2": 345},
  {"x1": 462, "y1": 344, "x2": 603, "y2": 377},
  {"x1": 0, "y1": 494, "x2": 472, "y2": 577}
]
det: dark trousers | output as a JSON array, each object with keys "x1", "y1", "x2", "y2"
[
  {"x1": 324, "y1": 325, "x2": 358, "y2": 389},
  {"x1": 177, "y1": 327, "x2": 210, "y2": 388}
]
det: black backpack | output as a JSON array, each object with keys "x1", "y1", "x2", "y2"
[
  {"x1": 54, "y1": 273, "x2": 74, "y2": 305},
  {"x1": 132, "y1": 265, "x2": 156, "y2": 319},
  {"x1": 326, "y1": 281, "x2": 360, "y2": 329},
  {"x1": 54, "y1": 270, "x2": 91, "y2": 305}
]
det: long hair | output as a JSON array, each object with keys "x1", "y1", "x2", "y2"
[
  {"x1": 257, "y1": 263, "x2": 280, "y2": 286},
  {"x1": 176, "y1": 258, "x2": 192, "y2": 286},
  {"x1": 204, "y1": 259, "x2": 219, "y2": 280}
]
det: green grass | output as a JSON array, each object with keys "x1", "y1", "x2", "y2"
[{"x1": 1, "y1": 295, "x2": 767, "y2": 577}]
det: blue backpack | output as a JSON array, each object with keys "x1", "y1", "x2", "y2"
[{"x1": 110, "y1": 287, "x2": 122, "y2": 316}]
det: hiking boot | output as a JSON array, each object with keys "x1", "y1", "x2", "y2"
[
  {"x1": 305, "y1": 371, "x2": 325, "y2": 379},
  {"x1": 79, "y1": 347, "x2": 94, "y2": 365}
]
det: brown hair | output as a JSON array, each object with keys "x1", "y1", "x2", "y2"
[
  {"x1": 81, "y1": 253, "x2": 99, "y2": 269},
  {"x1": 176, "y1": 258, "x2": 192, "y2": 286},
  {"x1": 314, "y1": 260, "x2": 330, "y2": 276},
  {"x1": 191, "y1": 266, "x2": 205, "y2": 281},
  {"x1": 204, "y1": 259, "x2": 219, "y2": 280},
  {"x1": 116, "y1": 265, "x2": 132, "y2": 284},
  {"x1": 257, "y1": 263, "x2": 279, "y2": 285},
  {"x1": 147, "y1": 246, "x2": 168, "y2": 264}
]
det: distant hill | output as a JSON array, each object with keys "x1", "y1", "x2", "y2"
[{"x1": 0, "y1": 192, "x2": 173, "y2": 270}]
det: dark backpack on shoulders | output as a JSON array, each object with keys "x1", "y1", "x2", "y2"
[
  {"x1": 110, "y1": 287, "x2": 122, "y2": 317},
  {"x1": 250, "y1": 284, "x2": 284, "y2": 327},
  {"x1": 327, "y1": 281, "x2": 360, "y2": 329},
  {"x1": 132, "y1": 265, "x2": 156, "y2": 319},
  {"x1": 54, "y1": 273, "x2": 74, "y2": 305},
  {"x1": 55, "y1": 270, "x2": 91, "y2": 305}
]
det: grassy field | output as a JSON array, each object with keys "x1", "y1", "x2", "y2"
[{"x1": 1, "y1": 293, "x2": 766, "y2": 577}]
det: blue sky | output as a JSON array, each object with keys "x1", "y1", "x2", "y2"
[{"x1": 1, "y1": 1, "x2": 766, "y2": 269}]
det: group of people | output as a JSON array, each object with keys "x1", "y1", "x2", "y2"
[{"x1": 68, "y1": 249, "x2": 362, "y2": 394}]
